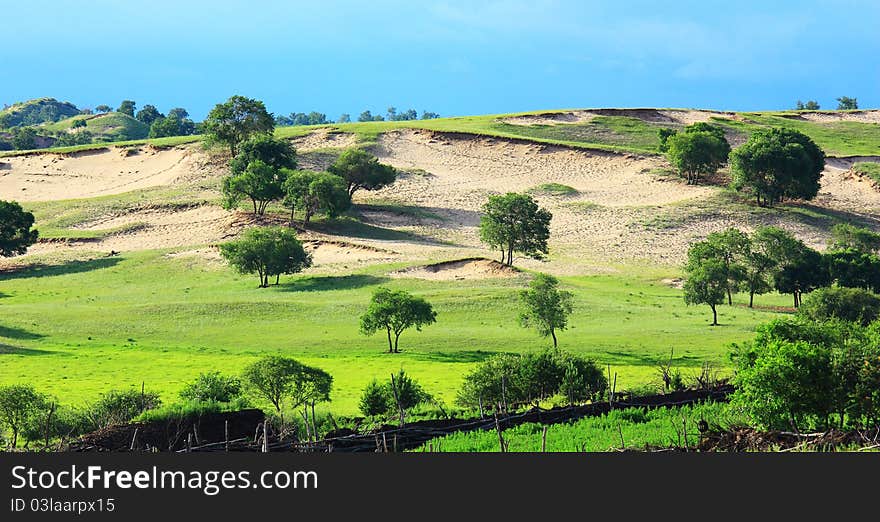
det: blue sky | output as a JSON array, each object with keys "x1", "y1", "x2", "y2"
[{"x1": 3, "y1": 0, "x2": 878, "y2": 120}]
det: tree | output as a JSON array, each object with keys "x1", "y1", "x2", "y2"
[
  {"x1": 795, "y1": 100, "x2": 820, "y2": 110},
  {"x1": 221, "y1": 160, "x2": 287, "y2": 215},
  {"x1": 730, "y1": 128, "x2": 825, "y2": 206},
  {"x1": 684, "y1": 258, "x2": 727, "y2": 325},
  {"x1": 135, "y1": 104, "x2": 163, "y2": 125},
  {"x1": 0, "y1": 201, "x2": 38, "y2": 257},
  {"x1": 743, "y1": 226, "x2": 803, "y2": 308},
  {"x1": 774, "y1": 245, "x2": 828, "y2": 308},
  {"x1": 228, "y1": 135, "x2": 297, "y2": 176},
  {"x1": 71, "y1": 119, "x2": 87, "y2": 129},
  {"x1": 357, "y1": 110, "x2": 384, "y2": 122},
  {"x1": 337, "y1": 113, "x2": 351, "y2": 123},
  {"x1": 797, "y1": 286, "x2": 880, "y2": 326},
  {"x1": 241, "y1": 356, "x2": 305, "y2": 420},
  {"x1": 282, "y1": 170, "x2": 351, "y2": 226},
  {"x1": 558, "y1": 354, "x2": 607, "y2": 405},
  {"x1": 11, "y1": 127, "x2": 37, "y2": 150},
  {"x1": 479, "y1": 193, "x2": 552, "y2": 266},
  {"x1": 179, "y1": 371, "x2": 243, "y2": 403},
  {"x1": 836, "y1": 96, "x2": 858, "y2": 110},
  {"x1": 657, "y1": 127, "x2": 677, "y2": 152},
  {"x1": 55, "y1": 130, "x2": 93, "y2": 147},
  {"x1": 80, "y1": 389, "x2": 161, "y2": 431},
  {"x1": 0, "y1": 385, "x2": 46, "y2": 448},
  {"x1": 290, "y1": 365, "x2": 332, "y2": 441},
  {"x1": 519, "y1": 273, "x2": 573, "y2": 348},
  {"x1": 359, "y1": 288, "x2": 437, "y2": 353},
  {"x1": 149, "y1": 115, "x2": 195, "y2": 138},
  {"x1": 203, "y1": 95, "x2": 275, "y2": 156},
  {"x1": 665, "y1": 131, "x2": 729, "y2": 184},
  {"x1": 328, "y1": 148, "x2": 397, "y2": 198},
  {"x1": 387, "y1": 370, "x2": 431, "y2": 425},
  {"x1": 117, "y1": 100, "x2": 136, "y2": 116},
  {"x1": 824, "y1": 249, "x2": 880, "y2": 292},
  {"x1": 167, "y1": 107, "x2": 189, "y2": 120},
  {"x1": 359, "y1": 379, "x2": 391, "y2": 417},
  {"x1": 828, "y1": 223, "x2": 880, "y2": 254},
  {"x1": 219, "y1": 226, "x2": 312, "y2": 287},
  {"x1": 686, "y1": 228, "x2": 749, "y2": 305},
  {"x1": 421, "y1": 111, "x2": 440, "y2": 120},
  {"x1": 95, "y1": 104, "x2": 112, "y2": 113}
]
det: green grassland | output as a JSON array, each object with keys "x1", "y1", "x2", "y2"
[
  {"x1": 0, "y1": 245, "x2": 787, "y2": 415},
  {"x1": 415, "y1": 401, "x2": 741, "y2": 452},
  {"x1": 41, "y1": 112, "x2": 150, "y2": 142},
  {"x1": 853, "y1": 162, "x2": 880, "y2": 185}
]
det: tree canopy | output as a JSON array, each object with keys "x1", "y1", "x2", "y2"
[
  {"x1": 219, "y1": 226, "x2": 312, "y2": 287},
  {"x1": 836, "y1": 96, "x2": 858, "y2": 110},
  {"x1": 479, "y1": 193, "x2": 551, "y2": 266},
  {"x1": 0, "y1": 201, "x2": 38, "y2": 257},
  {"x1": 328, "y1": 148, "x2": 397, "y2": 197},
  {"x1": 665, "y1": 124, "x2": 730, "y2": 184},
  {"x1": 135, "y1": 104, "x2": 163, "y2": 125},
  {"x1": 282, "y1": 170, "x2": 351, "y2": 226},
  {"x1": 684, "y1": 258, "x2": 727, "y2": 326},
  {"x1": 519, "y1": 273, "x2": 574, "y2": 348},
  {"x1": 360, "y1": 288, "x2": 437, "y2": 353},
  {"x1": 203, "y1": 95, "x2": 275, "y2": 156},
  {"x1": 222, "y1": 160, "x2": 287, "y2": 215},
  {"x1": 117, "y1": 100, "x2": 136, "y2": 117}
]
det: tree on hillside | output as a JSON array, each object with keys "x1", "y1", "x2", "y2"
[
  {"x1": 71, "y1": 119, "x2": 87, "y2": 129},
  {"x1": 360, "y1": 288, "x2": 437, "y2": 353},
  {"x1": 828, "y1": 223, "x2": 880, "y2": 254},
  {"x1": 479, "y1": 193, "x2": 552, "y2": 266},
  {"x1": 0, "y1": 385, "x2": 47, "y2": 448},
  {"x1": 221, "y1": 160, "x2": 287, "y2": 215},
  {"x1": 795, "y1": 100, "x2": 820, "y2": 110},
  {"x1": 149, "y1": 114, "x2": 196, "y2": 138},
  {"x1": 743, "y1": 226, "x2": 803, "y2": 308},
  {"x1": 228, "y1": 135, "x2": 297, "y2": 176},
  {"x1": 282, "y1": 170, "x2": 351, "y2": 226},
  {"x1": 203, "y1": 95, "x2": 275, "y2": 156},
  {"x1": 290, "y1": 364, "x2": 332, "y2": 442},
  {"x1": 337, "y1": 113, "x2": 351, "y2": 124},
  {"x1": 328, "y1": 148, "x2": 397, "y2": 198},
  {"x1": 421, "y1": 111, "x2": 441, "y2": 120},
  {"x1": 774, "y1": 245, "x2": 828, "y2": 308},
  {"x1": 357, "y1": 110, "x2": 384, "y2": 122},
  {"x1": 519, "y1": 273, "x2": 574, "y2": 348},
  {"x1": 95, "y1": 105, "x2": 112, "y2": 113},
  {"x1": 135, "y1": 104, "x2": 164, "y2": 126},
  {"x1": 219, "y1": 226, "x2": 312, "y2": 287},
  {"x1": 686, "y1": 228, "x2": 749, "y2": 305},
  {"x1": 117, "y1": 100, "x2": 136, "y2": 117},
  {"x1": 730, "y1": 128, "x2": 825, "y2": 206},
  {"x1": 836, "y1": 96, "x2": 858, "y2": 110},
  {"x1": 0, "y1": 201, "x2": 38, "y2": 257},
  {"x1": 683, "y1": 258, "x2": 728, "y2": 326},
  {"x1": 11, "y1": 128, "x2": 37, "y2": 150},
  {"x1": 665, "y1": 123, "x2": 730, "y2": 184},
  {"x1": 167, "y1": 108, "x2": 189, "y2": 120},
  {"x1": 241, "y1": 356, "x2": 305, "y2": 422}
]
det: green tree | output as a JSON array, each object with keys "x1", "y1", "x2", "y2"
[
  {"x1": 795, "y1": 100, "x2": 820, "y2": 110},
  {"x1": 290, "y1": 365, "x2": 332, "y2": 441},
  {"x1": 684, "y1": 258, "x2": 727, "y2": 325},
  {"x1": 203, "y1": 95, "x2": 275, "y2": 156},
  {"x1": 773, "y1": 245, "x2": 828, "y2": 308},
  {"x1": 149, "y1": 115, "x2": 196, "y2": 138},
  {"x1": 797, "y1": 286, "x2": 880, "y2": 326},
  {"x1": 95, "y1": 104, "x2": 112, "y2": 113},
  {"x1": 337, "y1": 113, "x2": 351, "y2": 123},
  {"x1": 179, "y1": 371, "x2": 243, "y2": 403},
  {"x1": 386, "y1": 369, "x2": 431, "y2": 425},
  {"x1": 519, "y1": 273, "x2": 573, "y2": 348},
  {"x1": 558, "y1": 354, "x2": 607, "y2": 405},
  {"x1": 328, "y1": 148, "x2": 397, "y2": 197},
  {"x1": 828, "y1": 223, "x2": 880, "y2": 254},
  {"x1": 730, "y1": 128, "x2": 825, "y2": 206},
  {"x1": 117, "y1": 100, "x2": 136, "y2": 116},
  {"x1": 135, "y1": 104, "x2": 163, "y2": 125},
  {"x1": 219, "y1": 226, "x2": 312, "y2": 287},
  {"x1": 665, "y1": 125, "x2": 730, "y2": 184},
  {"x1": 282, "y1": 170, "x2": 351, "y2": 226},
  {"x1": 836, "y1": 96, "x2": 858, "y2": 110},
  {"x1": 687, "y1": 228, "x2": 749, "y2": 305},
  {"x1": 0, "y1": 201, "x2": 39, "y2": 257},
  {"x1": 358, "y1": 379, "x2": 391, "y2": 417},
  {"x1": 167, "y1": 107, "x2": 189, "y2": 120},
  {"x1": 479, "y1": 193, "x2": 552, "y2": 266},
  {"x1": 11, "y1": 127, "x2": 37, "y2": 150},
  {"x1": 81, "y1": 388, "x2": 161, "y2": 431},
  {"x1": 0, "y1": 385, "x2": 47, "y2": 448},
  {"x1": 229, "y1": 135, "x2": 297, "y2": 175},
  {"x1": 824, "y1": 249, "x2": 880, "y2": 292},
  {"x1": 360, "y1": 288, "x2": 437, "y2": 353},
  {"x1": 742, "y1": 226, "x2": 803, "y2": 308},
  {"x1": 221, "y1": 160, "x2": 287, "y2": 215},
  {"x1": 241, "y1": 356, "x2": 304, "y2": 420},
  {"x1": 71, "y1": 119, "x2": 87, "y2": 129}
]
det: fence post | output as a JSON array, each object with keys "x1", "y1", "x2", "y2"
[
  {"x1": 494, "y1": 412, "x2": 507, "y2": 453},
  {"x1": 225, "y1": 420, "x2": 230, "y2": 452},
  {"x1": 262, "y1": 421, "x2": 269, "y2": 453},
  {"x1": 130, "y1": 427, "x2": 139, "y2": 452},
  {"x1": 541, "y1": 426, "x2": 548, "y2": 452}
]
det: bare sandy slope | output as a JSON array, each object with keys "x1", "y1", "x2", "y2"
[
  {"x1": 501, "y1": 108, "x2": 735, "y2": 126},
  {"x1": 0, "y1": 145, "x2": 219, "y2": 202},
  {"x1": 793, "y1": 111, "x2": 880, "y2": 123},
  {"x1": 4, "y1": 127, "x2": 880, "y2": 276}
]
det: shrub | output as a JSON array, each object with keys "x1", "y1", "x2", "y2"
[
  {"x1": 80, "y1": 389, "x2": 162, "y2": 431},
  {"x1": 797, "y1": 286, "x2": 880, "y2": 326},
  {"x1": 359, "y1": 379, "x2": 391, "y2": 417},
  {"x1": 179, "y1": 371, "x2": 243, "y2": 403}
]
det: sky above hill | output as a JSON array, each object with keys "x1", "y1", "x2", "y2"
[{"x1": 3, "y1": 0, "x2": 878, "y2": 120}]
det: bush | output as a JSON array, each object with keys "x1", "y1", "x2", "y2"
[
  {"x1": 356, "y1": 371, "x2": 431, "y2": 423},
  {"x1": 359, "y1": 379, "x2": 391, "y2": 417},
  {"x1": 179, "y1": 371, "x2": 243, "y2": 403},
  {"x1": 798, "y1": 286, "x2": 880, "y2": 326},
  {"x1": 80, "y1": 388, "x2": 161, "y2": 431}
]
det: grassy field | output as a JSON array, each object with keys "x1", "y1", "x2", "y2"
[
  {"x1": 41, "y1": 112, "x2": 150, "y2": 142},
  {"x1": 414, "y1": 401, "x2": 742, "y2": 452},
  {"x1": 5, "y1": 108, "x2": 879, "y2": 159},
  {"x1": 853, "y1": 162, "x2": 880, "y2": 185},
  {"x1": 0, "y1": 246, "x2": 787, "y2": 415}
]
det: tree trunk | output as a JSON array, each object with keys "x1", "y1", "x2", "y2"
[
  {"x1": 311, "y1": 402, "x2": 317, "y2": 442},
  {"x1": 275, "y1": 274, "x2": 280, "y2": 285},
  {"x1": 749, "y1": 291, "x2": 754, "y2": 308},
  {"x1": 289, "y1": 205, "x2": 296, "y2": 227},
  {"x1": 394, "y1": 332, "x2": 401, "y2": 353},
  {"x1": 711, "y1": 304, "x2": 718, "y2": 326},
  {"x1": 507, "y1": 243, "x2": 514, "y2": 267},
  {"x1": 500, "y1": 248, "x2": 505, "y2": 264},
  {"x1": 550, "y1": 329, "x2": 558, "y2": 348},
  {"x1": 386, "y1": 327, "x2": 393, "y2": 353},
  {"x1": 251, "y1": 199, "x2": 258, "y2": 215},
  {"x1": 727, "y1": 287, "x2": 732, "y2": 306}
]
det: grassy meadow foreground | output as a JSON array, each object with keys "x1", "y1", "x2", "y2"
[{"x1": 2, "y1": 106, "x2": 880, "y2": 446}]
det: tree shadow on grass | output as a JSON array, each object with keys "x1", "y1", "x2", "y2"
[
  {"x1": 280, "y1": 274, "x2": 390, "y2": 292},
  {"x1": 0, "y1": 325, "x2": 44, "y2": 341},
  {"x1": 0, "y1": 342, "x2": 52, "y2": 355},
  {"x1": 0, "y1": 257, "x2": 123, "y2": 281},
  {"x1": 412, "y1": 350, "x2": 498, "y2": 364},
  {"x1": 782, "y1": 202, "x2": 880, "y2": 230},
  {"x1": 602, "y1": 350, "x2": 705, "y2": 368},
  {"x1": 308, "y1": 217, "x2": 454, "y2": 246}
]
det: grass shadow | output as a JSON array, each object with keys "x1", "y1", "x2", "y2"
[
  {"x1": 0, "y1": 257, "x2": 123, "y2": 281},
  {"x1": 0, "y1": 342, "x2": 53, "y2": 355},
  {"x1": 0, "y1": 325, "x2": 44, "y2": 341},
  {"x1": 280, "y1": 274, "x2": 390, "y2": 292},
  {"x1": 412, "y1": 350, "x2": 498, "y2": 364},
  {"x1": 603, "y1": 350, "x2": 705, "y2": 368},
  {"x1": 782, "y1": 202, "x2": 880, "y2": 230}
]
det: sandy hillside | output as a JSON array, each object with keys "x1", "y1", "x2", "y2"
[
  {"x1": 3, "y1": 127, "x2": 880, "y2": 275},
  {"x1": 501, "y1": 108, "x2": 735, "y2": 126}
]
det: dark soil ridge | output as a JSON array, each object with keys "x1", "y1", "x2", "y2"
[{"x1": 698, "y1": 427, "x2": 880, "y2": 452}]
